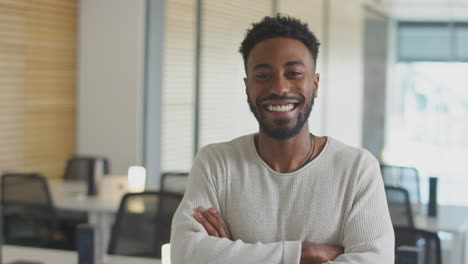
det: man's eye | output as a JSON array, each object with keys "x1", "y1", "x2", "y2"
[
  {"x1": 256, "y1": 73, "x2": 272, "y2": 79},
  {"x1": 287, "y1": 72, "x2": 302, "y2": 77}
]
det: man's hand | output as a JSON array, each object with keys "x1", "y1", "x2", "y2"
[
  {"x1": 300, "y1": 242, "x2": 344, "y2": 264},
  {"x1": 194, "y1": 206, "x2": 232, "y2": 240}
]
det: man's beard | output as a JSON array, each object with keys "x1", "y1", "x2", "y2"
[{"x1": 247, "y1": 94, "x2": 314, "y2": 140}]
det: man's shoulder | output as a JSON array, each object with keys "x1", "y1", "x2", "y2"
[
  {"x1": 325, "y1": 137, "x2": 378, "y2": 164},
  {"x1": 196, "y1": 134, "x2": 254, "y2": 159},
  {"x1": 323, "y1": 137, "x2": 381, "y2": 185}
]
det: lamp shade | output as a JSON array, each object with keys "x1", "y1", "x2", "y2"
[
  {"x1": 127, "y1": 166, "x2": 146, "y2": 192},
  {"x1": 162, "y1": 243, "x2": 171, "y2": 264}
]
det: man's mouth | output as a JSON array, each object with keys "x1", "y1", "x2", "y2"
[
  {"x1": 256, "y1": 95, "x2": 303, "y2": 114},
  {"x1": 264, "y1": 103, "x2": 296, "y2": 112}
]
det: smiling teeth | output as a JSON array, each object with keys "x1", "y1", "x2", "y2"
[{"x1": 266, "y1": 104, "x2": 294, "y2": 112}]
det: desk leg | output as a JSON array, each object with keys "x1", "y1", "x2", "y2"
[
  {"x1": 88, "y1": 212, "x2": 116, "y2": 262},
  {"x1": 464, "y1": 230, "x2": 468, "y2": 264},
  {"x1": 451, "y1": 232, "x2": 465, "y2": 264},
  {"x1": 101, "y1": 212, "x2": 115, "y2": 255},
  {"x1": 88, "y1": 212, "x2": 104, "y2": 263}
]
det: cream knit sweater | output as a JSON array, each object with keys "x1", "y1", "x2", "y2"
[{"x1": 171, "y1": 134, "x2": 394, "y2": 263}]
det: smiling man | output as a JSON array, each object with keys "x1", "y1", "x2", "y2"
[{"x1": 170, "y1": 15, "x2": 394, "y2": 264}]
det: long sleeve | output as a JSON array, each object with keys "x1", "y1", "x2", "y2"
[
  {"x1": 170, "y1": 136, "x2": 394, "y2": 264},
  {"x1": 170, "y1": 147, "x2": 302, "y2": 264},
  {"x1": 329, "y1": 152, "x2": 395, "y2": 264}
]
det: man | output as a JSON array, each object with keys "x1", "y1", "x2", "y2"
[{"x1": 171, "y1": 15, "x2": 394, "y2": 263}]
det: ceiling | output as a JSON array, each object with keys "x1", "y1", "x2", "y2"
[{"x1": 379, "y1": 0, "x2": 468, "y2": 21}]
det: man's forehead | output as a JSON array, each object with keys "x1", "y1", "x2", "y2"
[{"x1": 246, "y1": 37, "x2": 314, "y2": 70}]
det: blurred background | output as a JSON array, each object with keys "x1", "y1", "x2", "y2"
[
  {"x1": 1, "y1": 1, "x2": 468, "y2": 263},
  {"x1": 1, "y1": 0, "x2": 467, "y2": 206}
]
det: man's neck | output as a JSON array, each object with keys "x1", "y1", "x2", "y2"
[{"x1": 256, "y1": 128, "x2": 313, "y2": 173}]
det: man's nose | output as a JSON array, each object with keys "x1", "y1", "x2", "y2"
[{"x1": 270, "y1": 75, "x2": 290, "y2": 95}]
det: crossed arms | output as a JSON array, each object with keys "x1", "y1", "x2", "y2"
[{"x1": 194, "y1": 206, "x2": 344, "y2": 264}]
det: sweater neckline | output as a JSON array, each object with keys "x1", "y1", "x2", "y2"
[{"x1": 248, "y1": 133, "x2": 330, "y2": 176}]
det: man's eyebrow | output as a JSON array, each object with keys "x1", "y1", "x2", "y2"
[
  {"x1": 285, "y1": 61, "x2": 305, "y2": 67},
  {"x1": 253, "y1": 63, "x2": 272, "y2": 70},
  {"x1": 252, "y1": 61, "x2": 305, "y2": 70}
]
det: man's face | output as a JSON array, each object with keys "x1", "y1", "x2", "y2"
[{"x1": 244, "y1": 37, "x2": 319, "y2": 140}]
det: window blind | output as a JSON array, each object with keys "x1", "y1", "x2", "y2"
[
  {"x1": 161, "y1": 0, "x2": 196, "y2": 171},
  {"x1": 398, "y1": 23, "x2": 451, "y2": 61},
  {"x1": 199, "y1": 0, "x2": 273, "y2": 148},
  {"x1": 455, "y1": 23, "x2": 468, "y2": 60},
  {"x1": 0, "y1": 0, "x2": 77, "y2": 179},
  {"x1": 398, "y1": 22, "x2": 468, "y2": 62},
  {"x1": 161, "y1": 0, "x2": 273, "y2": 171}
]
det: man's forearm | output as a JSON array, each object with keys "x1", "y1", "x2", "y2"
[
  {"x1": 300, "y1": 243, "x2": 344, "y2": 264},
  {"x1": 171, "y1": 230, "x2": 302, "y2": 264},
  {"x1": 194, "y1": 207, "x2": 343, "y2": 264},
  {"x1": 171, "y1": 205, "x2": 302, "y2": 264}
]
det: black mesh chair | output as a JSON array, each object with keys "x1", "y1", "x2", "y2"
[
  {"x1": 1, "y1": 173, "x2": 75, "y2": 249},
  {"x1": 108, "y1": 191, "x2": 183, "y2": 258},
  {"x1": 160, "y1": 172, "x2": 188, "y2": 194},
  {"x1": 380, "y1": 164, "x2": 421, "y2": 204},
  {"x1": 385, "y1": 186, "x2": 414, "y2": 228},
  {"x1": 394, "y1": 226, "x2": 442, "y2": 264},
  {"x1": 63, "y1": 156, "x2": 110, "y2": 181}
]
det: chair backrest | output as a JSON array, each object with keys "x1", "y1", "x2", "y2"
[
  {"x1": 385, "y1": 186, "x2": 414, "y2": 228},
  {"x1": 63, "y1": 156, "x2": 110, "y2": 181},
  {"x1": 108, "y1": 191, "x2": 183, "y2": 258},
  {"x1": 1, "y1": 173, "x2": 58, "y2": 246},
  {"x1": 160, "y1": 172, "x2": 188, "y2": 193},
  {"x1": 380, "y1": 164, "x2": 421, "y2": 204},
  {"x1": 394, "y1": 226, "x2": 442, "y2": 264}
]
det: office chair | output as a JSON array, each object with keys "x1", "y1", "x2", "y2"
[
  {"x1": 380, "y1": 164, "x2": 421, "y2": 204},
  {"x1": 159, "y1": 172, "x2": 188, "y2": 194},
  {"x1": 385, "y1": 186, "x2": 415, "y2": 228},
  {"x1": 1, "y1": 173, "x2": 76, "y2": 249},
  {"x1": 63, "y1": 156, "x2": 110, "y2": 181},
  {"x1": 108, "y1": 191, "x2": 183, "y2": 258},
  {"x1": 394, "y1": 226, "x2": 442, "y2": 264}
]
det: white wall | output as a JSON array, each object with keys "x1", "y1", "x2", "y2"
[
  {"x1": 278, "y1": 0, "x2": 384, "y2": 147},
  {"x1": 325, "y1": 0, "x2": 365, "y2": 147},
  {"x1": 77, "y1": 0, "x2": 146, "y2": 174},
  {"x1": 277, "y1": 0, "x2": 326, "y2": 136}
]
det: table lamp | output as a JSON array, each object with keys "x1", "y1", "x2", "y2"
[
  {"x1": 162, "y1": 243, "x2": 171, "y2": 264},
  {"x1": 127, "y1": 166, "x2": 146, "y2": 192}
]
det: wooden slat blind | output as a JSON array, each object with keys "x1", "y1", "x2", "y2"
[
  {"x1": 161, "y1": 0, "x2": 196, "y2": 172},
  {"x1": 0, "y1": 0, "x2": 77, "y2": 179}
]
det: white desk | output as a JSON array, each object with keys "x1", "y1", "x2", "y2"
[
  {"x1": 50, "y1": 175, "x2": 128, "y2": 213},
  {"x1": 414, "y1": 205, "x2": 468, "y2": 264},
  {"x1": 2, "y1": 245, "x2": 160, "y2": 264},
  {"x1": 48, "y1": 175, "x2": 130, "y2": 255}
]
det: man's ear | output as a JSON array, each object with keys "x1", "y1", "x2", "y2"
[
  {"x1": 313, "y1": 73, "x2": 320, "y2": 98},
  {"x1": 244, "y1": 77, "x2": 248, "y2": 94}
]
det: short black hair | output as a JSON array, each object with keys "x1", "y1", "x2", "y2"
[{"x1": 239, "y1": 14, "x2": 320, "y2": 70}]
